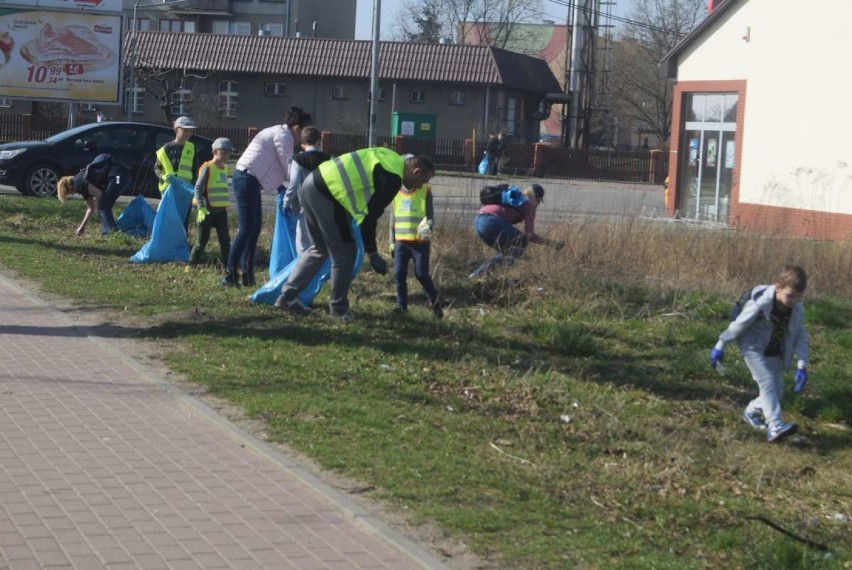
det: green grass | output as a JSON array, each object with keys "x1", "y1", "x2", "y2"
[{"x1": 2, "y1": 195, "x2": 850, "y2": 569}]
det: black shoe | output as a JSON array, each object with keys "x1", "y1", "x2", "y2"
[
  {"x1": 274, "y1": 295, "x2": 311, "y2": 315},
  {"x1": 241, "y1": 272, "x2": 256, "y2": 287},
  {"x1": 220, "y1": 271, "x2": 238, "y2": 287},
  {"x1": 432, "y1": 299, "x2": 444, "y2": 320}
]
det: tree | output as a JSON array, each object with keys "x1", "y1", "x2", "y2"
[
  {"x1": 604, "y1": 0, "x2": 706, "y2": 146},
  {"x1": 393, "y1": 0, "x2": 542, "y2": 50}
]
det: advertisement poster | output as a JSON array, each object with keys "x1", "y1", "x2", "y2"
[
  {"x1": 725, "y1": 140, "x2": 735, "y2": 169},
  {"x1": 688, "y1": 138, "x2": 699, "y2": 166},
  {"x1": 706, "y1": 138, "x2": 717, "y2": 168},
  {"x1": 0, "y1": 8, "x2": 122, "y2": 102}
]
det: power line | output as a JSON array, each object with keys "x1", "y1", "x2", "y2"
[{"x1": 544, "y1": 0, "x2": 688, "y2": 37}]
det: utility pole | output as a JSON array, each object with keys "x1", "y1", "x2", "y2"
[
  {"x1": 367, "y1": 0, "x2": 381, "y2": 146},
  {"x1": 567, "y1": 0, "x2": 599, "y2": 149}
]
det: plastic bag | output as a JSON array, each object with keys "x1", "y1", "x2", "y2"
[
  {"x1": 251, "y1": 218, "x2": 364, "y2": 306},
  {"x1": 478, "y1": 154, "x2": 489, "y2": 175},
  {"x1": 130, "y1": 176, "x2": 193, "y2": 263},
  {"x1": 115, "y1": 194, "x2": 155, "y2": 238},
  {"x1": 269, "y1": 192, "x2": 298, "y2": 277}
]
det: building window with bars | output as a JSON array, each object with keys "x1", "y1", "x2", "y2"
[
  {"x1": 170, "y1": 80, "x2": 192, "y2": 116},
  {"x1": 449, "y1": 90, "x2": 465, "y2": 106},
  {"x1": 124, "y1": 85, "x2": 144, "y2": 114},
  {"x1": 332, "y1": 86, "x2": 346, "y2": 100},
  {"x1": 218, "y1": 80, "x2": 238, "y2": 119},
  {"x1": 265, "y1": 82, "x2": 286, "y2": 97},
  {"x1": 409, "y1": 89, "x2": 425, "y2": 104}
]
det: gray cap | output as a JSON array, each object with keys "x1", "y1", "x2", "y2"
[
  {"x1": 212, "y1": 137, "x2": 235, "y2": 152},
  {"x1": 173, "y1": 116, "x2": 197, "y2": 129}
]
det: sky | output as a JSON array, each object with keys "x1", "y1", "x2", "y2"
[{"x1": 354, "y1": 0, "x2": 635, "y2": 41}]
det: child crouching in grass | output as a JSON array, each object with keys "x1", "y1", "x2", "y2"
[{"x1": 710, "y1": 264, "x2": 810, "y2": 443}]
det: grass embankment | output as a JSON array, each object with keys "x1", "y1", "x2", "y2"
[{"x1": 1, "y1": 194, "x2": 850, "y2": 569}]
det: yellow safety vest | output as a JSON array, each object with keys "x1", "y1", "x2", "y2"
[
  {"x1": 392, "y1": 185, "x2": 429, "y2": 241},
  {"x1": 317, "y1": 147, "x2": 404, "y2": 224},
  {"x1": 156, "y1": 140, "x2": 196, "y2": 194},
  {"x1": 202, "y1": 161, "x2": 230, "y2": 209}
]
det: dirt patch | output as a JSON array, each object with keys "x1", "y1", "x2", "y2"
[{"x1": 2, "y1": 267, "x2": 490, "y2": 570}]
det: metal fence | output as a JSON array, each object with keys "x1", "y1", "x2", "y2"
[{"x1": 0, "y1": 113, "x2": 668, "y2": 184}]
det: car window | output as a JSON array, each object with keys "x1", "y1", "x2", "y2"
[
  {"x1": 75, "y1": 127, "x2": 148, "y2": 151},
  {"x1": 154, "y1": 131, "x2": 174, "y2": 150}
]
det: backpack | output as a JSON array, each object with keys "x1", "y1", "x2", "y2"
[
  {"x1": 730, "y1": 286, "x2": 767, "y2": 321},
  {"x1": 479, "y1": 184, "x2": 528, "y2": 208}
]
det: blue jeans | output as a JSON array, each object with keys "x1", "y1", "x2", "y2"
[
  {"x1": 393, "y1": 240, "x2": 438, "y2": 309},
  {"x1": 227, "y1": 169, "x2": 262, "y2": 277},
  {"x1": 470, "y1": 213, "x2": 527, "y2": 277},
  {"x1": 98, "y1": 170, "x2": 128, "y2": 234}
]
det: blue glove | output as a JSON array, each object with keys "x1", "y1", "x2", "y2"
[
  {"x1": 369, "y1": 252, "x2": 388, "y2": 275},
  {"x1": 710, "y1": 347, "x2": 724, "y2": 369},
  {"x1": 794, "y1": 367, "x2": 808, "y2": 393}
]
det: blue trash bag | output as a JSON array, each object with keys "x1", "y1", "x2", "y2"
[
  {"x1": 115, "y1": 195, "x2": 155, "y2": 238},
  {"x1": 269, "y1": 192, "x2": 298, "y2": 277},
  {"x1": 478, "y1": 154, "x2": 489, "y2": 175},
  {"x1": 251, "y1": 218, "x2": 364, "y2": 307},
  {"x1": 130, "y1": 176, "x2": 193, "y2": 263}
]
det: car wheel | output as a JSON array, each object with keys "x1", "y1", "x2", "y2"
[{"x1": 25, "y1": 163, "x2": 60, "y2": 197}]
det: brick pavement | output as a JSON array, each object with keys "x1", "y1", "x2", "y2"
[{"x1": 0, "y1": 273, "x2": 449, "y2": 570}]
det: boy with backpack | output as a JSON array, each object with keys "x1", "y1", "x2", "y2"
[
  {"x1": 469, "y1": 183, "x2": 564, "y2": 278},
  {"x1": 389, "y1": 180, "x2": 442, "y2": 318},
  {"x1": 710, "y1": 264, "x2": 810, "y2": 443}
]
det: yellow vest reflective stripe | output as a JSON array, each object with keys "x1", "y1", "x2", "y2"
[
  {"x1": 203, "y1": 161, "x2": 230, "y2": 209},
  {"x1": 318, "y1": 148, "x2": 404, "y2": 224},
  {"x1": 392, "y1": 185, "x2": 428, "y2": 241},
  {"x1": 156, "y1": 141, "x2": 196, "y2": 194}
]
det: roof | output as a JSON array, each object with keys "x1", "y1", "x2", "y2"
[
  {"x1": 659, "y1": 0, "x2": 743, "y2": 78},
  {"x1": 127, "y1": 32, "x2": 562, "y2": 92}
]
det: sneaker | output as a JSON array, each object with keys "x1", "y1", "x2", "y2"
[
  {"x1": 330, "y1": 311, "x2": 352, "y2": 322},
  {"x1": 767, "y1": 422, "x2": 798, "y2": 443},
  {"x1": 274, "y1": 296, "x2": 311, "y2": 315},
  {"x1": 432, "y1": 299, "x2": 444, "y2": 320},
  {"x1": 220, "y1": 271, "x2": 238, "y2": 288},
  {"x1": 742, "y1": 409, "x2": 768, "y2": 431}
]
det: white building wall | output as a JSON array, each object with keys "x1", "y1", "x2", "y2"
[{"x1": 677, "y1": 0, "x2": 852, "y2": 215}]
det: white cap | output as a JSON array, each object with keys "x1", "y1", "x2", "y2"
[{"x1": 173, "y1": 116, "x2": 197, "y2": 129}]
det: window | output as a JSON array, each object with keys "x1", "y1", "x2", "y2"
[
  {"x1": 378, "y1": 88, "x2": 387, "y2": 101},
  {"x1": 170, "y1": 80, "x2": 192, "y2": 115},
  {"x1": 125, "y1": 84, "x2": 144, "y2": 114},
  {"x1": 265, "y1": 82, "x2": 286, "y2": 97},
  {"x1": 218, "y1": 80, "x2": 238, "y2": 119},
  {"x1": 260, "y1": 23, "x2": 283, "y2": 36},
  {"x1": 159, "y1": 19, "x2": 195, "y2": 33},
  {"x1": 332, "y1": 86, "x2": 346, "y2": 100},
  {"x1": 449, "y1": 90, "x2": 465, "y2": 106},
  {"x1": 0, "y1": 98, "x2": 12, "y2": 108},
  {"x1": 409, "y1": 89, "x2": 425, "y2": 104},
  {"x1": 128, "y1": 17, "x2": 149, "y2": 31},
  {"x1": 213, "y1": 20, "x2": 251, "y2": 35}
]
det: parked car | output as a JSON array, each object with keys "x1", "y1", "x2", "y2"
[{"x1": 0, "y1": 122, "x2": 213, "y2": 198}]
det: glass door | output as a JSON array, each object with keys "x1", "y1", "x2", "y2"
[{"x1": 678, "y1": 93, "x2": 737, "y2": 223}]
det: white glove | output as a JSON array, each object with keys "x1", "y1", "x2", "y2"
[{"x1": 416, "y1": 218, "x2": 433, "y2": 241}]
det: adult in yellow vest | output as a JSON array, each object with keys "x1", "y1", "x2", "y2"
[
  {"x1": 155, "y1": 116, "x2": 204, "y2": 195},
  {"x1": 274, "y1": 148, "x2": 435, "y2": 321},
  {"x1": 189, "y1": 137, "x2": 234, "y2": 267}
]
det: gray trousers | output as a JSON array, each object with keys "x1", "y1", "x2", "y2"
[
  {"x1": 280, "y1": 177, "x2": 357, "y2": 313},
  {"x1": 742, "y1": 351, "x2": 785, "y2": 429}
]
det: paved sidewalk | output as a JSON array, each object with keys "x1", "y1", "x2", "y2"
[{"x1": 0, "y1": 273, "x2": 449, "y2": 570}]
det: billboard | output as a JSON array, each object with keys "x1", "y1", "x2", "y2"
[{"x1": 0, "y1": 7, "x2": 122, "y2": 103}]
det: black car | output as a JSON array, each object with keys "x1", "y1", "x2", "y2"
[{"x1": 0, "y1": 122, "x2": 213, "y2": 198}]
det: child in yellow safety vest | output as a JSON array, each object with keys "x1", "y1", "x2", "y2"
[
  {"x1": 189, "y1": 137, "x2": 234, "y2": 268},
  {"x1": 389, "y1": 181, "x2": 443, "y2": 319}
]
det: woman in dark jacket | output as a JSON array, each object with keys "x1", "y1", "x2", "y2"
[{"x1": 57, "y1": 154, "x2": 129, "y2": 236}]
